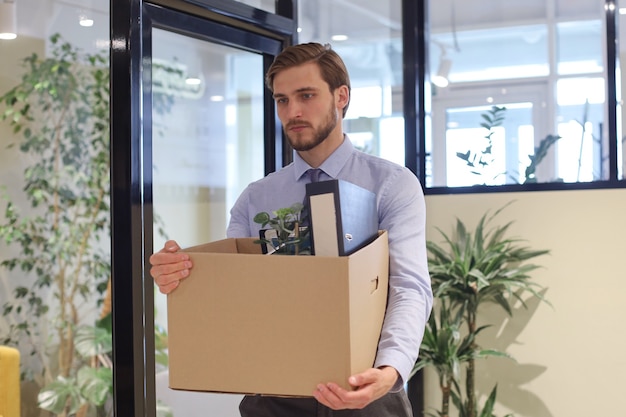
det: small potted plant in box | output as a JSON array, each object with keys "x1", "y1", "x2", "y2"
[{"x1": 253, "y1": 202, "x2": 312, "y2": 255}]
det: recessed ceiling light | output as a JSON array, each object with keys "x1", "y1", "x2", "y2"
[
  {"x1": 185, "y1": 77, "x2": 202, "y2": 86},
  {"x1": 331, "y1": 34, "x2": 348, "y2": 42},
  {"x1": 79, "y1": 17, "x2": 94, "y2": 27},
  {"x1": 210, "y1": 95, "x2": 224, "y2": 102}
]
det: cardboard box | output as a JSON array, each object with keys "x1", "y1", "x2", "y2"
[{"x1": 167, "y1": 230, "x2": 389, "y2": 397}]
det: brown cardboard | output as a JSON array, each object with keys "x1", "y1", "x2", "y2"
[{"x1": 167, "y1": 230, "x2": 389, "y2": 397}]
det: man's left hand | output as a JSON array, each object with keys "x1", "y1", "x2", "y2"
[{"x1": 312, "y1": 366, "x2": 399, "y2": 410}]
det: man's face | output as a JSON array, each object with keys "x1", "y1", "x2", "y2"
[{"x1": 272, "y1": 62, "x2": 340, "y2": 152}]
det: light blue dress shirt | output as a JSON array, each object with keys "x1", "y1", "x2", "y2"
[{"x1": 227, "y1": 136, "x2": 433, "y2": 390}]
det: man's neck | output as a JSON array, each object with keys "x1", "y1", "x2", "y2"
[{"x1": 297, "y1": 130, "x2": 345, "y2": 168}]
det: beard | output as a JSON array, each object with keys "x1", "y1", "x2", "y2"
[{"x1": 284, "y1": 101, "x2": 338, "y2": 152}]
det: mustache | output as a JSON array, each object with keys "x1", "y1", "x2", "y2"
[{"x1": 286, "y1": 120, "x2": 311, "y2": 129}]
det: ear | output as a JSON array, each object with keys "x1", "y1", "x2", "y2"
[{"x1": 335, "y1": 85, "x2": 350, "y2": 113}]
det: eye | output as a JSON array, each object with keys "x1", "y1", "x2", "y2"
[
  {"x1": 275, "y1": 97, "x2": 287, "y2": 104},
  {"x1": 302, "y1": 93, "x2": 314, "y2": 100}
]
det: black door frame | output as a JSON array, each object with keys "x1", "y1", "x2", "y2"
[
  {"x1": 110, "y1": 1, "x2": 295, "y2": 416},
  {"x1": 110, "y1": 0, "x2": 427, "y2": 415}
]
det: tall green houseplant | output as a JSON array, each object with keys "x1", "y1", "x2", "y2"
[
  {"x1": 416, "y1": 203, "x2": 549, "y2": 417},
  {"x1": 0, "y1": 35, "x2": 112, "y2": 416}
]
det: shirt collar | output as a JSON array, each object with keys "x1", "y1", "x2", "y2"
[{"x1": 294, "y1": 135, "x2": 354, "y2": 181}]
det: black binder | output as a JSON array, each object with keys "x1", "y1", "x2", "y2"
[{"x1": 305, "y1": 179, "x2": 378, "y2": 256}]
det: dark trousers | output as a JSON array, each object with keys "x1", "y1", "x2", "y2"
[{"x1": 239, "y1": 390, "x2": 413, "y2": 417}]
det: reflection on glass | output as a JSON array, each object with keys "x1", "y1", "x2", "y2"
[
  {"x1": 233, "y1": 0, "x2": 275, "y2": 13},
  {"x1": 298, "y1": 0, "x2": 404, "y2": 165},
  {"x1": 429, "y1": 0, "x2": 614, "y2": 187},
  {"x1": 442, "y1": 104, "x2": 533, "y2": 187},
  {"x1": 556, "y1": 77, "x2": 606, "y2": 182},
  {"x1": 151, "y1": 28, "x2": 264, "y2": 417},
  {"x1": 557, "y1": 20, "x2": 603, "y2": 75},
  {"x1": 431, "y1": 24, "x2": 550, "y2": 84}
]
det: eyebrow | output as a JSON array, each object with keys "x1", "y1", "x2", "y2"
[{"x1": 273, "y1": 86, "x2": 319, "y2": 99}]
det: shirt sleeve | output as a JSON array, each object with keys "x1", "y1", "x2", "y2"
[
  {"x1": 226, "y1": 186, "x2": 253, "y2": 239},
  {"x1": 373, "y1": 168, "x2": 433, "y2": 391}
]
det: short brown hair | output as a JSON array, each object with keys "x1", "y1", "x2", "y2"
[{"x1": 266, "y1": 42, "x2": 351, "y2": 117}]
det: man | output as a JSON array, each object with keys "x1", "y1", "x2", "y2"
[{"x1": 150, "y1": 42, "x2": 432, "y2": 417}]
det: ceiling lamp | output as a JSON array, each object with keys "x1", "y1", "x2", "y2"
[
  {"x1": 331, "y1": 34, "x2": 348, "y2": 42},
  {"x1": 79, "y1": 16, "x2": 94, "y2": 27},
  {"x1": 0, "y1": 0, "x2": 17, "y2": 40},
  {"x1": 432, "y1": 57, "x2": 452, "y2": 88}
]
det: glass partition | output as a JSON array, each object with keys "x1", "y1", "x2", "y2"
[
  {"x1": 151, "y1": 28, "x2": 266, "y2": 417},
  {"x1": 298, "y1": 0, "x2": 405, "y2": 166},
  {"x1": 0, "y1": 1, "x2": 112, "y2": 416},
  {"x1": 428, "y1": 0, "x2": 617, "y2": 187}
]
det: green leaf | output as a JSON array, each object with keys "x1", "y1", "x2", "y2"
[
  {"x1": 478, "y1": 385, "x2": 498, "y2": 417},
  {"x1": 77, "y1": 366, "x2": 112, "y2": 406},
  {"x1": 253, "y1": 212, "x2": 271, "y2": 226},
  {"x1": 74, "y1": 325, "x2": 112, "y2": 358},
  {"x1": 38, "y1": 376, "x2": 82, "y2": 415}
]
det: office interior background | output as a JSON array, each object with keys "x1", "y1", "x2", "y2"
[{"x1": 0, "y1": 0, "x2": 625, "y2": 416}]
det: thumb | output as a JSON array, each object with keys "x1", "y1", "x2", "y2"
[
  {"x1": 348, "y1": 369, "x2": 375, "y2": 388},
  {"x1": 164, "y1": 240, "x2": 181, "y2": 253}
]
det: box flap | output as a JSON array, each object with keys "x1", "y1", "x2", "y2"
[
  {"x1": 234, "y1": 238, "x2": 264, "y2": 255},
  {"x1": 348, "y1": 230, "x2": 389, "y2": 372},
  {"x1": 182, "y1": 238, "x2": 238, "y2": 254}
]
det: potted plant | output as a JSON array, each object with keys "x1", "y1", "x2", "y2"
[
  {"x1": 0, "y1": 33, "x2": 175, "y2": 417},
  {"x1": 253, "y1": 202, "x2": 311, "y2": 255},
  {"x1": 0, "y1": 34, "x2": 111, "y2": 416},
  {"x1": 413, "y1": 202, "x2": 549, "y2": 417}
]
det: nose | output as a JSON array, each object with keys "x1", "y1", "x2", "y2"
[{"x1": 283, "y1": 100, "x2": 302, "y2": 120}]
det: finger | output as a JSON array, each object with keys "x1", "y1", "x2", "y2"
[
  {"x1": 332, "y1": 382, "x2": 376, "y2": 409},
  {"x1": 326, "y1": 382, "x2": 359, "y2": 404},
  {"x1": 348, "y1": 374, "x2": 363, "y2": 388},
  {"x1": 152, "y1": 258, "x2": 191, "y2": 280},
  {"x1": 149, "y1": 254, "x2": 193, "y2": 295},
  {"x1": 313, "y1": 384, "x2": 343, "y2": 409},
  {"x1": 162, "y1": 240, "x2": 181, "y2": 253},
  {"x1": 149, "y1": 251, "x2": 190, "y2": 268},
  {"x1": 153, "y1": 264, "x2": 190, "y2": 286},
  {"x1": 157, "y1": 279, "x2": 181, "y2": 294},
  {"x1": 348, "y1": 370, "x2": 376, "y2": 388}
]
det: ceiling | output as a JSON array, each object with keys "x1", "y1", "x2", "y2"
[
  {"x1": 9, "y1": 0, "x2": 622, "y2": 51},
  {"x1": 13, "y1": 0, "x2": 109, "y2": 54},
  {"x1": 6, "y1": 0, "x2": 625, "y2": 85}
]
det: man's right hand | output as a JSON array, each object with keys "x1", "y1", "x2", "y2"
[{"x1": 149, "y1": 240, "x2": 193, "y2": 294}]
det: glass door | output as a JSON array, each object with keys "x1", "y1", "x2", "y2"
[
  {"x1": 110, "y1": 1, "x2": 293, "y2": 416},
  {"x1": 150, "y1": 28, "x2": 268, "y2": 417}
]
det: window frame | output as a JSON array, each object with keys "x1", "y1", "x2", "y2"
[{"x1": 420, "y1": 0, "x2": 625, "y2": 195}]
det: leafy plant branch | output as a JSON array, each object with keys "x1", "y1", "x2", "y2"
[
  {"x1": 0, "y1": 34, "x2": 111, "y2": 416},
  {"x1": 416, "y1": 202, "x2": 549, "y2": 417},
  {"x1": 456, "y1": 105, "x2": 506, "y2": 183},
  {"x1": 457, "y1": 106, "x2": 561, "y2": 185},
  {"x1": 0, "y1": 34, "x2": 172, "y2": 417}
]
